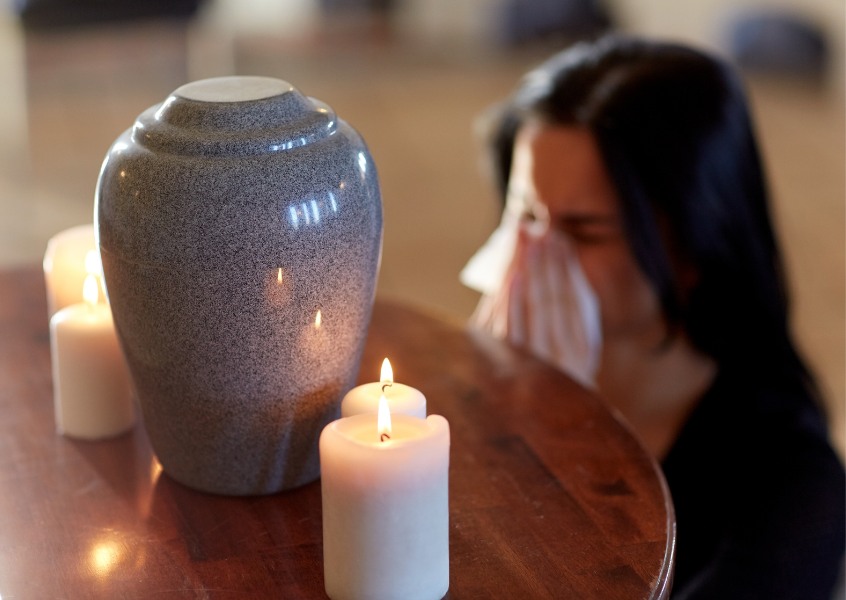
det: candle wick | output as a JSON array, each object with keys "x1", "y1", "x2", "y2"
[
  {"x1": 381, "y1": 382, "x2": 392, "y2": 393},
  {"x1": 380, "y1": 433, "x2": 391, "y2": 442}
]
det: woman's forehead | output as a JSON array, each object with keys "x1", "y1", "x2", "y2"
[{"x1": 512, "y1": 122, "x2": 618, "y2": 215}]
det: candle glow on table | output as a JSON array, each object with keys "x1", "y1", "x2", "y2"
[
  {"x1": 43, "y1": 224, "x2": 99, "y2": 316},
  {"x1": 320, "y1": 404, "x2": 450, "y2": 600},
  {"x1": 341, "y1": 358, "x2": 426, "y2": 418},
  {"x1": 49, "y1": 274, "x2": 135, "y2": 440}
]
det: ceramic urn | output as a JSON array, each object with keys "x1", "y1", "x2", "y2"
[{"x1": 95, "y1": 76, "x2": 383, "y2": 495}]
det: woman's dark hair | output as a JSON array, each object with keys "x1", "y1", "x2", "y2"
[{"x1": 489, "y1": 35, "x2": 819, "y2": 397}]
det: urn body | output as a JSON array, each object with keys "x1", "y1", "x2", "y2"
[{"x1": 95, "y1": 77, "x2": 383, "y2": 495}]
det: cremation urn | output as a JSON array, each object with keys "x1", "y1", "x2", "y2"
[{"x1": 95, "y1": 76, "x2": 383, "y2": 495}]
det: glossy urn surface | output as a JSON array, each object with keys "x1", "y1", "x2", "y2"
[{"x1": 95, "y1": 77, "x2": 383, "y2": 495}]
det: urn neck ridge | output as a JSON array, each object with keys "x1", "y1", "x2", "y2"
[{"x1": 132, "y1": 76, "x2": 338, "y2": 156}]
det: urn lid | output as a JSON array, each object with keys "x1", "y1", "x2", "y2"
[{"x1": 132, "y1": 76, "x2": 338, "y2": 156}]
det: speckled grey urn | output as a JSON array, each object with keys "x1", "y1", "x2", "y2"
[{"x1": 95, "y1": 76, "x2": 382, "y2": 495}]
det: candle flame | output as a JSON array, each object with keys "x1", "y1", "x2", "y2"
[
  {"x1": 377, "y1": 394, "x2": 392, "y2": 440},
  {"x1": 82, "y1": 274, "x2": 99, "y2": 307},
  {"x1": 84, "y1": 249, "x2": 101, "y2": 276},
  {"x1": 277, "y1": 268, "x2": 283, "y2": 284},
  {"x1": 314, "y1": 309, "x2": 322, "y2": 329},
  {"x1": 380, "y1": 357, "x2": 393, "y2": 384}
]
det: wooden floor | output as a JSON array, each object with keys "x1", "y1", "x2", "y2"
[{"x1": 0, "y1": 10, "x2": 842, "y2": 455}]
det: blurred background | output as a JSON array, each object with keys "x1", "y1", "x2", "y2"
[{"x1": 0, "y1": 0, "x2": 842, "y2": 454}]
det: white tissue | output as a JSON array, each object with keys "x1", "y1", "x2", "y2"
[
  {"x1": 460, "y1": 216, "x2": 519, "y2": 296},
  {"x1": 461, "y1": 218, "x2": 602, "y2": 388}
]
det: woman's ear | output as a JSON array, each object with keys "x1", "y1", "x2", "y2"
[
  {"x1": 656, "y1": 215, "x2": 700, "y2": 310},
  {"x1": 676, "y1": 260, "x2": 700, "y2": 303}
]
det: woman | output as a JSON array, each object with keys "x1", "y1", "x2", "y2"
[{"x1": 466, "y1": 35, "x2": 845, "y2": 598}]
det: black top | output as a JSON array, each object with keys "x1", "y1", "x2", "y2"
[{"x1": 662, "y1": 367, "x2": 845, "y2": 599}]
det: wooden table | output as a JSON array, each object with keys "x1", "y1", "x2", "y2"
[{"x1": 0, "y1": 266, "x2": 674, "y2": 599}]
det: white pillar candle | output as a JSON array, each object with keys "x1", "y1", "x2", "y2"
[
  {"x1": 341, "y1": 358, "x2": 426, "y2": 418},
  {"x1": 50, "y1": 274, "x2": 135, "y2": 440},
  {"x1": 43, "y1": 224, "x2": 100, "y2": 316},
  {"x1": 320, "y1": 400, "x2": 450, "y2": 600}
]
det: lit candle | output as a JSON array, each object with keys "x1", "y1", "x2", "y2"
[
  {"x1": 341, "y1": 358, "x2": 426, "y2": 418},
  {"x1": 43, "y1": 224, "x2": 99, "y2": 316},
  {"x1": 49, "y1": 274, "x2": 135, "y2": 439},
  {"x1": 320, "y1": 402, "x2": 450, "y2": 600}
]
